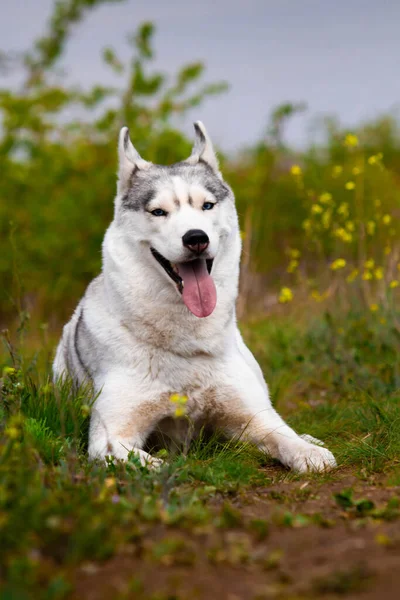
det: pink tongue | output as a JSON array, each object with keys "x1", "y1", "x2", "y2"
[{"x1": 177, "y1": 259, "x2": 217, "y2": 318}]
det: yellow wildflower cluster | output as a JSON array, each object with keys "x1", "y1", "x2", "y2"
[
  {"x1": 170, "y1": 393, "x2": 188, "y2": 418},
  {"x1": 286, "y1": 249, "x2": 301, "y2": 272},
  {"x1": 279, "y1": 287, "x2": 293, "y2": 303},
  {"x1": 334, "y1": 227, "x2": 352, "y2": 243},
  {"x1": 290, "y1": 164, "x2": 302, "y2": 176},
  {"x1": 319, "y1": 192, "x2": 333, "y2": 204},
  {"x1": 283, "y1": 140, "x2": 398, "y2": 311},
  {"x1": 330, "y1": 258, "x2": 346, "y2": 270},
  {"x1": 311, "y1": 204, "x2": 323, "y2": 215},
  {"x1": 344, "y1": 133, "x2": 359, "y2": 148},
  {"x1": 360, "y1": 259, "x2": 384, "y2": 282}
]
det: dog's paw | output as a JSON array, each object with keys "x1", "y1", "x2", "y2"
[{"x1": 281, "y1": 440, "x2": 336, "y2": 473}]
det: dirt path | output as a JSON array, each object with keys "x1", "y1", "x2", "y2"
[{"x1": 73, "y1": 473, "x2": 400, "y2": 599}]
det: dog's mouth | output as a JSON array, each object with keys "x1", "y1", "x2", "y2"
[{"x1": 150, "y1": 248, "x2": 216, "y2": 318}]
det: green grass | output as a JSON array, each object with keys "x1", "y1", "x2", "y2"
[{"x1": 1, "y1": 308, "x2": 400, "y2": 598}]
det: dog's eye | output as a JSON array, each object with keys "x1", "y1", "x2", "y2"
[
  {"x1": 202, "y1": 202, "x2": 215, "y2": 211},
  {"x1": 151, "y1": 209, "x2": 168, "y2": 217}
]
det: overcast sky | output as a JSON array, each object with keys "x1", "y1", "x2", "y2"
[{"x1": 1, "y1": 0, "x2": 399, "y2": 151}]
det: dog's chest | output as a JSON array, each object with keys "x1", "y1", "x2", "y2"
[{"x1": 145, "y1": 346, "x2": 221, "y2": 392}]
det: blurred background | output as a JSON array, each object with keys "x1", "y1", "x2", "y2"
[{"x1": 1, "y1": 0, "x2": 400, "y2": 334}]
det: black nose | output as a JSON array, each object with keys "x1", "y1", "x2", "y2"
[{"x1": 182, "y1": 229, "x2": 209, "y2": 254}]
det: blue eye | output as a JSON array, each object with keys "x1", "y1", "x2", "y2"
[
  {"x1": 151, "y1": 209, "x2": 168, "y2": 217},
  {"x1": 202, "y1": 202, "x2": 215, "y2": 211}
]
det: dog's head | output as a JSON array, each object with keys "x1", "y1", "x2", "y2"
[{"x1": 114, "y1": 122, "x2": 238, "y2": 318}]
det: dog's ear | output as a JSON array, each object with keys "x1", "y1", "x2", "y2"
[
  {"x1": 185, "y1": 121, "x2": 221, "y2": 178},
  {"x1": 117, "y1": 127, "x2": 150, "y2": 193}
]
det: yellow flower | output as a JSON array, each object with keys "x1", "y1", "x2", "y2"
[
  {"x1": 369, "y1": 304, "x2": 379, "y2": 312},
  {"x1": 170, "y1": 393, "x2": 188, "y2": 404},
  {"x1": 345, "y1": 181, "x2": 355, "y2": 190},
  {"x1": 290, "y1": 164, "x2": 302, "y2": 176},
  {"x1": 311, "y1": 204, "x2": 323, "y2": 215},
  {"x1": 345, "y1": 221, "x2": 355, "y2": 232},
  {"x1": 368, "y1": 153, "x2": 383, "y2": 165},
  {"x1": 302, "y1": 219, "x2": 312, "y2": 232},
  {"x1": 5, "y1": 427, "x2": 20, "y2": 440},
  {"x1": 352, "y1": 166, "x2": 362, "y2": 175},
  {"x1": 279, "y1": 287, "x2": 293, "y2": 303},
  {"x1": 330, "y1": 258, "x2": 346, "y2": 270},
  {"x1": 362, "y1": 271, "x2": 373, "y2": 281},
  {"x1": 287, "y1": 259, "x2": 299, "y2": 273},
  {"x1": 240, "y1": 230, "x2": 247, "y2": 240},
  {"x1": 289, "y1": 248, "x2": 301, "y2": 258},
  {"x1": 367, "y1": 221, "x2": 376, "y2": 235},
  {"x1": 332, "y1": 165, "x2": 343, "y2": 178},
  {"x1": 334, "y1": 227, "x2": 352, "y2": 243},
  {"x1": 364, "y1": 259, "x2": 375, "y2": 269},
  {"x1": 344, "y1": 133, "x2": 359, "y2": 147},
  {"x1": 319, "y1": 192, "x2": 332, "y2": 204},
  {"x1": 170, "y1": 393, "x2": 188, "y2": 417},
  {"x1": 346, "y1": 269, "x2": 359, "y2": 283},
  {"x1": 382, "y1": 214, "x2": 392, "y2": 225},
  {"x1": 389, "y1": 280, "x2": 399, "y2": 289},
  {"x1": 374, "y1": 267, "x2": 384, "y2": 280},
  {"x1": 3, "y1": 366, "x2": 16, "y2": 377},
  {"x1": 337, "y1": 202, "x2": 349, "y2": 217}
]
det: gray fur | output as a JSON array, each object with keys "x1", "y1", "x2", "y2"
[{"x1": 121, "y1": 162, "x2": 229, "y2": 211}]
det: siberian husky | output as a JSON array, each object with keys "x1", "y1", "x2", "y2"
[{"x1": 53, "y1": 122, "x2": 336, "y2": 472}]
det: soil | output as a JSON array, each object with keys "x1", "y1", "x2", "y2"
[{"x1": 72, "y1": 470, "x2": 400, "y2": 600}]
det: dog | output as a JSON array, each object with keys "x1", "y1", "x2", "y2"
[{"x1": 53, "y1": 122, "x2": 336, "y2": 472}]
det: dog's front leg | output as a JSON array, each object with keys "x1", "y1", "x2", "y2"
[
  {"x1": 215, "y1": 352, "x2": 336, "y2": 473},
  {"x1": 88, "y1": 371, "x2": 170, "y2": 468}
]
